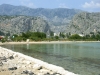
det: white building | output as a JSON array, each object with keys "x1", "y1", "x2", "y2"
[
  {"x1": 54, "y1": 33, "x2": 60, "y2": 36},
  {"x1": 79, "y1": 34, "x2": 84, "y2": 37}
]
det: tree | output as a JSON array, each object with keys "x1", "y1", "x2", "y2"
[
  {"x1": 50, "y1": 31, "x2": 54, "y2": 37},
  {"x1": 69, "y1": 34, "x2": 81, "y2": 39},
  {"x1": 55, "y1": 36, "x2": 59, "y2": 40},
  {"x1": 60, "y1": 32, "x2": 65, "y2": 38},
  {"x1": 96, "y1": 34, "x2": 100, "y2": 40},
  {"x1": 21, "y1": 32, "x2": 46, "y2": 41}
]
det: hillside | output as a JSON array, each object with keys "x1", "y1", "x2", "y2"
[
  {"x1": 66, "y1": 12, "x2": 100, "y2": 35},
  {"x1": 0, "y1": 15, "x2": 50, "y2": 35},
  {"x1": 0, "y1": 4, "x2": 82, "y2": 33}
]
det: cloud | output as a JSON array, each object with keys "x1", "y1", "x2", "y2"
[
  {"x1": 20, "y1": 0, "x2": 36, "y2": 8},
  {"x1": 59, "y1": 3, "x2": 68, "y2": 8},
  {"x1": 82, "y1": 1, "x2": 100, "y2": 8}
]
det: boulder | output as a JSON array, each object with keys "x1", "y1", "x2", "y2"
[{"x1": 8, "y1": 67, "x2": 17, "y2": 70}]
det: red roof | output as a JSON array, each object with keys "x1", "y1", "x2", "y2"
[{"x1": 0, "y1": 36, "x2": 3, "y2": 39}]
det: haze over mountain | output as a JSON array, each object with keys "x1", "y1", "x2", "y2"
[{"x1": 0, "y1": 0, "x2": 100, "y2": 12}]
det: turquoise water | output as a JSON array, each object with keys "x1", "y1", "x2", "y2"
[{"x1": 2, "y1": 42, "x2": 100, "y2": 75}]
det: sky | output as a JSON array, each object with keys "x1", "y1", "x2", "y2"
[{"x1": 0, "y1": 0, "x2": 100, "y2": 12}]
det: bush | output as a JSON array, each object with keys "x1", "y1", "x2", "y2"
[
  {"x1": 1, "y1": 38, "x2": 6, "y2": 43},
  {"x1": 69, "y1": 34, "x2": 82, "y2": 40}
]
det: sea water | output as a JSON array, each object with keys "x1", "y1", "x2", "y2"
[{"x1": 2, "y1": 42, "x2": 100, "y2": 75}]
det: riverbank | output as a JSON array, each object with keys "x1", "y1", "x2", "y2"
[{"x1": 0, "y1": 46, "x2": 77, "y2": 75}]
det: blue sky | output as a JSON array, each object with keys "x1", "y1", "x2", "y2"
[{"x1": 0, "y1": 0, "x2": 100, "y2": 12}]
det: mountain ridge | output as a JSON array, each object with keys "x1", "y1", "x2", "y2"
[
  {"x1": 0, "y1": 4, "x2": 82, "y2": 33},
  {"x1": 66, "y1": 12, "x2": 100, "y2": 35},
  {"x1": 0, "y1": 4, "x2": 100, "y2": 36}
]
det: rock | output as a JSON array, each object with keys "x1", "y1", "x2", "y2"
[
  {"x1": 13, "y1": 54, "x2": 18, "y2": 58},
  {"x1": 52, "y1": 73, "x2": 61, "y2": 75},
  {"x1": 0, "y1": 56, "x2": 7, "y2": 60},
  {"x1": 0, "y1": 62, "x2": 3, "y2": 66},
  {"x1": 29, "y1": 71, "x2": 35, "y2": 75},
  {"x1": 8, "y1": 67, "x2": 17, "y2": 70},
  {"x1": 33, "y1": 64, "x2": 43, "y2": 70},
  {"x1": 23, "y1": 70, "x2": 29, "y2": 74},
  {"x1": 44, "y1": 72, "x2": 51, "y2": 75},
  {"x1": 0, "y1": 56, "x2": 7, "y2": 62},
  {"x1": 2, "y1": 69, "x2": 5, "y2": 71},
  {"x1": 23, "y1": 70, "x2": 35, "y2": 75},
  {"x1": 38, "y1": 66, "x2": 42, "y2": 70},
  {"x1": 40, "y1": 69, "x2": 49, "y2": 74},
  {"x1": 9, "y1": 55, "x2": 14, "y2": 59}
]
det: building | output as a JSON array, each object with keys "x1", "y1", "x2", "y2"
[
  {"x1": 79, "y1": 34, "x2": 84, "y2": 37},
  {"x1": 0, "y1": 36, "x2": 4, "y2": 40}
]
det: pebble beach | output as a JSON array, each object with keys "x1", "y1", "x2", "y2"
[{"x1": 0, "y1": 46, "x2": 77, "y2": 75}]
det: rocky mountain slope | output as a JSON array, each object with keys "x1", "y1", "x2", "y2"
[
  {"x1": 66, "y1": 12, "x2": 100, "y2": 35},
  {"x1": 0, "y1": 4, "x2": 82, "y2": 33},
  {"x1": 0, "y1": 16, "x2": 50, "y2": 35},
  {"x1": 0, "y1": 4, "x2": 100, "y2": 36}
]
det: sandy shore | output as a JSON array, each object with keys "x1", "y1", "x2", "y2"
[
  {"x1": 0, "y1": 46, "x2": 77, "y2": 75},
  {"x1": 0, "y1": 41, "x2": 100, "y2": 45}
]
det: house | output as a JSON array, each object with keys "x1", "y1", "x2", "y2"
[
  {"x1": 54, "y1": 33, "x2": 60, "y2": 36},
  {"x1": 0, "y1": 36, "x2": 4, "y2": 40},
  {"x1": 79, "y1": 34, "x2": 84, "y2": 37}
]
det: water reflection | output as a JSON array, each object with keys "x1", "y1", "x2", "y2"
[
  {"x1": 26, "y1": 44, "x2": 29, "y2": 50},
  {"x1": 51, "y1": 43, "x2": 100, "y2": 60},
  {"x1": 2, "y1": 43, "x2": 100, "y2": 61}
]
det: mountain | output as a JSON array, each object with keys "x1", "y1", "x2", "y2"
[
  {"x1": 0, "y1": 15, "x2": 50, "y2": 35},
  {"x1": 1, "y1": 4, "x2": 100, "y2": 36},
  {"x1": 66, "y1": 12, "x2": 100, "y2": 35},
  {"x1": 0, "y1": 4, "x2": 82, "y2": 33},
  {"x1": 0, "y1": 4, "x2": 81, "y2": 19}
]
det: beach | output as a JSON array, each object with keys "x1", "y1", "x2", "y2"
[
  {"x1": 0, "y1": 45, "x2": 77, "y2": 75},
  {"x1": 0, "y1": 41, "x2": 100, "y2": 45}
]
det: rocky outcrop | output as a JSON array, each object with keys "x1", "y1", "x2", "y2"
[
  {"x1": 0, "y1": 16, "x2": 50, "y2": 35},
  {"x1": 66, "y1": 12, "x2": 100, "y2": 34}
]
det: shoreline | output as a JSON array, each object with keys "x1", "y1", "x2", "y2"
[
  {"x1": 0, "y1": 41, "x2": 100, "y2": 45},
  {"x1": 0, "y1": 46, "x2": 77, "y2": 75}
]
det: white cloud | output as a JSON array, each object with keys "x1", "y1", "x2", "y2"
[
  {"x1": 59, "y1": 3, "x2": 68, "y2": 8},
  {"x1": 20, "y1": 0, "x2": 36, "y2": 8},
  {"x1": 82, "y1": 1, "x2": 100, "y2": 8}
]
